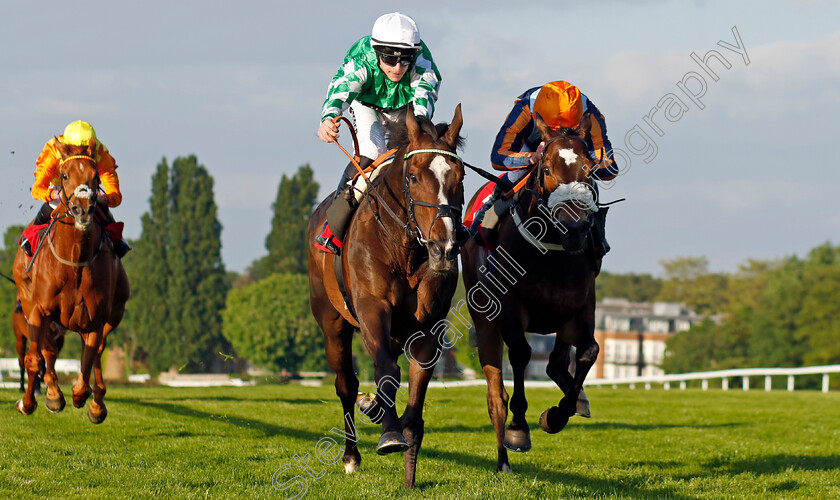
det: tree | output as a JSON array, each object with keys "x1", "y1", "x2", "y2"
[
  {"x1": 126, "y1": 162, "x2": 172, "y2": 374},
  {"x1": 596, "y1": 271, "x2": 662, "y2": 303},
  {"x1": 166, "y1": 156, "x2": 230, "y2": 372},
  {"x1": 250, "y1": 164, "x2": 319, "y2": 280},
  {"x1": 128, "y1": 156, "x2": 230, "y2": 375},
  {"x1": 656, "y1": 256, "x2": 729, "y2": 315},
  {"x1": 222, "y1": 273, "x2": 325, "y2": 373}
]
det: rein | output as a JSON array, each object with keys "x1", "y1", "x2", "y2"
[
  {"x1": 329, "y1": 119, "x2": 465, "y2": 250},
  {"x1": 46, "y1": 223, "x2": 103, "y2": 267},
  {"x1": 24, "y1": 154, "x2": 105, "y2": 271}
]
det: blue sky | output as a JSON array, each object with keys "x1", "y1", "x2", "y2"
[{"x1": 1, "y1": 0, "x2": 838, "y2": 275}]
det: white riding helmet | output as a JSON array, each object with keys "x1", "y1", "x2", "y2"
[{"x1": 371, "y1": 12, "x2": 420, "y2": 50}]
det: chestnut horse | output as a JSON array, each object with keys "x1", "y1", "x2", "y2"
[
  {"x1": 13, "y1": 293, "x2": 66, "y2": 394},
  {"x1": 308, "y1": 105, "x2": 464, "y2": 488},
  {"x1": 461, "y1": 114, "x2": 602, "y2": 472},
  {"x1": 13, "y1": 138, "x2": 129, "y2": 423}
]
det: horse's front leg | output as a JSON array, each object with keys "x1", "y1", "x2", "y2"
[
  {"x1": 477, "y1": 319, "x2": 511, "y2": 472},
  {"x1": 17, "y1": 311, "x2": 48, "y2": 415},
  {"x1": 87, "y1": 324, "x2": 113, "y2": 424},
  {"x1": 41, "y1": 331, "x2": 65, "y2": 413},
  {"x1": 15, "y1": 324, "x2": 27, "y2": 394},
  {"x1": 541, "y1": 317, "x2": 599, "y2": 434},
  {"x1": 501, "y1": 325, "x2": 532, "y2": 453},
  {"x1": 322, "y1": 317, "x2": 362, "y2": 474},
  {"x1": 358, "y1": 301, "x2": 406, "y2": 455},
  {"x1": 73, "y1": 328, "x2": 102, "y2": 412},
  {"x1": 545, "y1": 343, "x2": 590, "y2": 418},
  {"x1": 400, "y1": 335, "x2": 437, "y2": 488}
]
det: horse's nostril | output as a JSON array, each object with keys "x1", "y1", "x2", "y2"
[{"x1": 446, "y1": 246, "x2": 459, "y2": 261}]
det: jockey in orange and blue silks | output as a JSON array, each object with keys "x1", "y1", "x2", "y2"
[
  {"x1": 481, "y1": 81, "x2": 618, "y2": 257},
  {"x1": 22, "y1": 120, "x2": 131, "y2": 258},
  {"x1": 491, "y1": 81, "x2": 618, "y2": 180}
]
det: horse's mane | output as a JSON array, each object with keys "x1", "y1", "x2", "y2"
[{"x1": 386, "y1": 115, "x2": 465, "y2": 151}]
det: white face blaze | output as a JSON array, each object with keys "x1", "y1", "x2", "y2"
[
  {"x1": 558, "y1": 148, "x2": 578, "y2": 166},
  {"x1": 429, "y1": 155, "x2": 455, "y2": 235}
]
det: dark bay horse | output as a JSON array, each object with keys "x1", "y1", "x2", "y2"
[
  {"x1": 461, "y1": 114, "x2": 602, "y2": 472},
  {"x1": 13, "y1": 138, "x2": 129, "y2": 423},
  {"x1": 308, "y1": 105, "x2": 464, "y2": 488},
  {"x1": 13, "y1": 293, "x2": 66, "y2": 394}
]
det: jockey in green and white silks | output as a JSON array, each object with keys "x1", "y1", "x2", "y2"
[{"x1": 315, "y1": 12, "x2": 442, "y2": 255}]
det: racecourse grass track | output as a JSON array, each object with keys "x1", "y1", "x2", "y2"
[{"x1": 0, "y1": 384, "x2": 838, "y2": 499}]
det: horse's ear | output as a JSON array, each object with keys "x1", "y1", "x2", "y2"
[
  {"x1": 54, "y1": 136, "x2": 71, "y2": 158},
  {"x1": 87, "y1": 137, "x2": 98, "y2": 156},
  {"x1": 533, "y1": 112, "x2": 553, "y2": 141},
  {"x1": 577, "y1": 113, "x2": 592, "y2": 143},
  {"x1": 406, "y1": 108, "x2": 421, "y2": 144},
  {"x1": 443, "y1": 103, "x2": 463, "y2": 148}
]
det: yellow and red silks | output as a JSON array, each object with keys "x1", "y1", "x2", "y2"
[{"x1": 31, "y1": 136, "x2": 122, "y2": 207}]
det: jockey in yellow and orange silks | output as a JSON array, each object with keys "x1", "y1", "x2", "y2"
[{"x1": 23, "y1": 120, "x2": 131, "y2": 257}]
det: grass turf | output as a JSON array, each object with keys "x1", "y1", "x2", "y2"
[{"x1": 0, "y1": 383, "x2": 838, "y2": 499}]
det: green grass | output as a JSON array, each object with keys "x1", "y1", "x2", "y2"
[{"x1": 0, "y1": 383, "x2": 838, "y2": 499}]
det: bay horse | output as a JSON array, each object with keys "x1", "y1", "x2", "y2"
[
  {"x1": 461, "y1": 113, "x2": 602, "y2": 472},
  {"x1": 308, "y1": 105, "x2": 464, "y2": 488},
  {"x1": 13, "y1": 138, "x2": 129, "y2": 423},
  {"x1": 13, "y1": 293, "x2": 66, "y2": 394}
]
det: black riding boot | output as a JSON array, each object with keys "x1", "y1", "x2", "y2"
[
  {"x1": 315, "y1": 157, "x2": 374, "y2": 255},
  {"x1": 592, "y1": 206, "x2": 610, "y2": 259},
  {"x1": 33, "y1": 202, "x2": 53, "y2": 226},
  {"x1": 99, "y1": 205, "x2": 132, "y2": 258}
]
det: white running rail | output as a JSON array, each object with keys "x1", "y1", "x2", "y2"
[{"x1": 428, "y1": 365, "x2": 840, "y2": 393}]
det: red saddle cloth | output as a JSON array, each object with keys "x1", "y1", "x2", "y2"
[
  {"x1": 19, "y1": 223, "x2": 48, "y2": 255},
  {"x1": 464, "y1": 173, "x2": 511, "y2": 249},
  {"x1": 19, "y1": 221, "x2": 124, "y2": 256}
]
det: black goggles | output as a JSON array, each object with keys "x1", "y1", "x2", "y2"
[{"x1": 377, "y1": 52, "x2": 416, "y2": 67}]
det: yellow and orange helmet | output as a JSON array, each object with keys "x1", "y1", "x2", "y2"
[
  {"x1": 533, "y1": 81, "x2": 583, "y2": 129},
  {"x1": 61, "y1": 120, "x2": 97, "y2": 146}
]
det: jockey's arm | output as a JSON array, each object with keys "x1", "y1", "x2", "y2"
[
  {"x1": 491, "y1": 100, "x2": 537, "y2": 170},
  {"x1": 97, "y1": 150, "x2": 122, "y2": 207},
  {"x1": 31, "y1": 140, "x2": 61, "y2": 202}
]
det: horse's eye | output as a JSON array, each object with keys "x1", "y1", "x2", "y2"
[
  {"x1": 409, "y1": 174, "x2": 418, "y2": 184},
  {"x1": 543, "y1": 167, "x2": 550, "y2": 176},
  {"x1": 60, "y1": 173, "x2": 68, "y2": 180}
]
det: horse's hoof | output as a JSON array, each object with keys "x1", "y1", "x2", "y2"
[
  {"x1": 15, "y1": 399, "x2": 36, "y2": 415},
  {"x1": 376, "y1": 431, "x2": 408, "y2": 455},
  {"x1": 73, "y1": 390, "x2": 91, "y2": 408},
  {"x1": 540, "y1": 407, "x2": 569, "y2": 434},
  {"x1": 575, "y1": 396, "x2": 591, "y2": 418},
  {"x1": 34, "y1": 388, "x2": 42, "y2": 397},
  {"x1": 498, "y1": 462, "x2": 513, "y2": 474},
  {"x1": 46, "y1": 396, "x2": 66, "y2": 413},
  {"x1": 87, "y1": 406, "x2": 107, "y2": 424},
  {"x1": 503, "y1": 426, "x2": 532, "y2": 453}
]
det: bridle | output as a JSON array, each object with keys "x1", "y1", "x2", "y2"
[
  {"x1": 45, "y1": 154, "x2": 103, "y2": 268},
  {"x1": 57, "y1": 154, "x2": 100, "y2": 221},
  {"x1": 511, "y1": 132, "x2": 600, "y2": 252},
  {"x1": 402, "y1": 149, "x2": 463, "y2": 245},
  {"x1": 361, "y1": 147, "x2": 463, "y2": 250}
]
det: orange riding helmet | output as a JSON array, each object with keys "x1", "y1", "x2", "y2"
[{"x1": 533, "y1": 81, "x2": 584, "y2": 129}]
